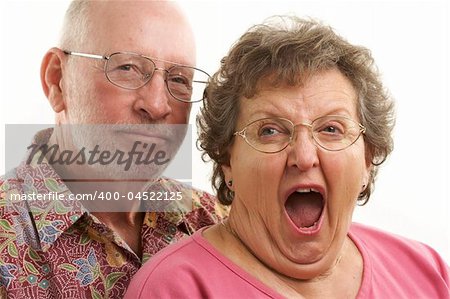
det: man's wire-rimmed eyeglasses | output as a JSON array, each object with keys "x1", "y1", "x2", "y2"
[
  {"x1": 63, "y1": 50, "x2": 210, "y2": 103},
  {"x1": 234, "y1": 115, "x2": 366, "y2": 153}
]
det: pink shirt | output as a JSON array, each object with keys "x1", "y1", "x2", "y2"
[{"x1": 125, "y1": 223, "x2": 450, "y2": 298}]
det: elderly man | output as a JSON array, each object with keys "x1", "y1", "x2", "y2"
[{"x1": 0, "y1": 1, "x2": 225, "y2": 298}]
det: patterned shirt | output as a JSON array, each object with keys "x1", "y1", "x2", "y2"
[{"x1": 0, "y1": 129, "x2": 228, "y2": 299}]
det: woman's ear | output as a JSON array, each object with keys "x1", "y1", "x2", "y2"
[
  {"x1": 362, "y1": 162, "x2": 373, "y2": 190},
  {"x1": 221, "y1": 164, "x2": 233, "y2": 190},
  {"x1": 40, "y1": 47, "x2": 66, "y2": 113}
]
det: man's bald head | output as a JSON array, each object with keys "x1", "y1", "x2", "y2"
[
  {"x1": 42, "y1": 0, "x2": 197, "y2": 127},
  {"x1": 59, "y1": 0, "x2": 195, "y2": 65}
]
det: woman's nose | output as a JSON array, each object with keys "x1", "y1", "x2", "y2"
[{"x1": 286, "y1": 127, "x2": 320, "y2": 172}]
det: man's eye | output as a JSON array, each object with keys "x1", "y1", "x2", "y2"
[
  {"x1": 118, "y1": 64, "x2": 133, "y2": 71},
  {"x1": 169, "y1": 75, "x2": 190, "y2": 86}
]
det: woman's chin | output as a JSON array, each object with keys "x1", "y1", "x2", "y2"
[
  {"x1": 272, "y1": 232, "x2": 340, "y2": 280},
  {"x1": 275, "y1": 254, "x2": 337, "y2": 280}
]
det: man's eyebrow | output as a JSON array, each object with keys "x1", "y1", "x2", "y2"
[
  {"x1": 69, "y1": 50, "x2": 195, "y2": 67},
  {"x1": 140, "y1": 54, "x2": 194, "y2": 67}
]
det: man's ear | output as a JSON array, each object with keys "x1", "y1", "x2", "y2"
[{"x1": 40, "y1": 47, "x2": 66, "y2": 113}]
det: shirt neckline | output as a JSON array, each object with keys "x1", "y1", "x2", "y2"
[{"x1": 192, "y1": 224, "x2": 372, "y2": 298}]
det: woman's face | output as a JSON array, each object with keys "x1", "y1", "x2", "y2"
[{"x1": 223, "y1": 68, "x2": 370, "y2": 279}]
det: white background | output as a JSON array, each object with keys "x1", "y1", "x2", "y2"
[{"x1": 0, "y1": 1, "x2": 448, "y2": 263}]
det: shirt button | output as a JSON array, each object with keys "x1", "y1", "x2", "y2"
[{"x1": 167, "y1": 225, "x2": 177, "y2": 235}]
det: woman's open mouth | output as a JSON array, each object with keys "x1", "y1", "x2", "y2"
[{"x1": 284, "y1": 188, "x2": 325, "y2": 234}]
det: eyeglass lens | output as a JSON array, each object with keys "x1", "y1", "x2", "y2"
[{"x1": 105, "y1": 53, "x2": 209, "y2": 102}]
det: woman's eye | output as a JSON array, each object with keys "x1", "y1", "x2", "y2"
[
  {"x1": 323, "y1": 126, "x2": 337, "y2": 133},
  {"x1": 319, "y1": 124, "x2": 344, "y2": 135},
  {"x1": 260, "y1": 127, "x2": 279, "y2": 136},
  {"x1": 258, "y1": 124, "x2": 290, "y2": 137}
]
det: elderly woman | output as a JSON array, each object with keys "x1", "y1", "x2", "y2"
[{"x1": 125, "y1": 17, "x2": 450, "y2": 298}]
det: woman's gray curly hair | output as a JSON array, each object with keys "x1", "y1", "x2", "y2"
[{"x1": 197, "y1": 16, "x2": 395, "y2": 205}]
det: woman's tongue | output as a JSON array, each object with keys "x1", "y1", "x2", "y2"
[{"x1": 285, "y1": 192, "x2": 323, "y2": 228}]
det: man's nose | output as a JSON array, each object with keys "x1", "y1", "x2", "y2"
[
  {"x1": 134, "y1": 71, "x2": 172, "y2": 121},
  {"x1": 286, "y1": 127, "x2": 320, "y2": 172}
]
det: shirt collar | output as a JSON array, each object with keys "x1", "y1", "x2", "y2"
[
  {"x1": 13, "y1": 128, "x2": 196, "y2": 251},
  {"x1": 13, "y1": 128, "x2": 88, "y2": 252}
]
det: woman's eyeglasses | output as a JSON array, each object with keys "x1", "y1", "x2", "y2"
[{"x1": 234, "y1": 115, "x2": 366, "y2": 153}]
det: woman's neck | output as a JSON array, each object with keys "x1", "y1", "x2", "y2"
[{"x1": 203, "y1": 220, "x2": 363, "y2": 298}]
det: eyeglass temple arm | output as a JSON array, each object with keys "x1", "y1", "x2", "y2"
[{"x1": 63, "y1": 50, "x2": 107, "y2": 60}]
